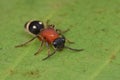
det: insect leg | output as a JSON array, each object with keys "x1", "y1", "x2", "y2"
[
  {"x1": 65, "y1": 46, "x2": 84, "y2": 52},
  {"x1": 42, "y1": 49, "x2": 57, "y2": 61},
  {"x1": 42, "y1": 42, "x2": 57, "y2": 61},
  {"x1": 56, "y1": 28, "x2": 70, "y2": 34},
  {"x1": 34, "y1": 41, "x2": 44, "y2": 55},
  {"x1": 15, "y1": 36, "x2": 37, "y2": 48},
  {"x1": 46, "y1": 20, "x2": 55, "y2": 28},
  {"x1": 61, "y1": 35, "x2": 74, "y2": 44}
]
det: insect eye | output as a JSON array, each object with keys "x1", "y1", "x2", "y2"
[
  {"x1": 53, "y1": 42, "x2": 57, "y2": 48},
  {"x1": 25, "y1": 20, "x2": 44, "y2": 35}
]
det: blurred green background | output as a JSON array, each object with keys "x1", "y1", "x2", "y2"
[{"x1": 0, "y1": 0, "x2": 120, "y2": 80}]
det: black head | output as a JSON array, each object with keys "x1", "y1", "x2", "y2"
[
  {"x1": 25, "y1": 20, "x2": 44, "y2": 35},
  {"x1": 53, "y1": 37, "x2": 65, "y2": 50}
]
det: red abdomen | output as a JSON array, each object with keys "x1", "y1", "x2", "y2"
[{"x1": 40, "y1": 28, "x2": 59, "y2": 43}]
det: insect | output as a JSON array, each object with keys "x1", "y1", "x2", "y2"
[{"x1": 15, "y1": 20, "x2": 84, "y2": 60}]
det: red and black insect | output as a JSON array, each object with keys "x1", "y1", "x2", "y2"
[{"x1": 15, "y1": 20, "x2": 83, "y2": 60}]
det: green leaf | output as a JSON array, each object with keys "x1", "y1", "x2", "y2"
[{"x1": 0, "y1": 0, "x2": 120, "y2": 80}]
